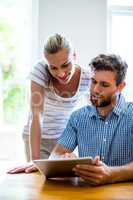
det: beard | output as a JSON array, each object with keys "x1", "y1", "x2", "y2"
[{"x1": 90, "y1": 94, "x2": 115, "y2": 108}]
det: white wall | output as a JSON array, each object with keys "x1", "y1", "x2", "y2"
[
  {"x1": 37, "y1": 0, "x2": 107, "y2": 68},
  {"x1": 31, "y1": 0, "x2": 39, "y2": 66}
]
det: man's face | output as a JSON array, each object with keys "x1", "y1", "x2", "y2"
[
  {"x1": 45, "y1": 48, "x2": 74, "y2": 85},
  {"x1": 90, "y1": 70, "x2": 121, "y2": 108}
]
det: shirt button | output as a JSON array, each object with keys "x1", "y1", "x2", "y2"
[
  {"x1": 105, "y1": 121, "x2": 108, "y2": 125},
  {"x1": 103, "y1": 138, "x2": 106, "y2": 142}
]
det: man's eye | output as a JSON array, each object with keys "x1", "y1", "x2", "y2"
[
  {"x1": 91, "y1": 79, "x2": 96, "y2": 84},
  {"x1": 101, "y1": 83, "x2": 110, "y2": 87}
]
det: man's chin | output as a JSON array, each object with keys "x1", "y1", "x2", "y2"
[
  {"x1": 91, "y1": 96, "x2": 113, "y2": 108},
  {"x1": 91, "y1": 100, "x2": 99, "y2": 107},
  {"x1": 93, "y1": 102, "x2": 111, "y2": 108},
  {"x1": 91, "y1": 100, "x2": 105, "y2": 108},
  {"x1": 93, "y1": 103, "x2": 102, "y2": 108}
]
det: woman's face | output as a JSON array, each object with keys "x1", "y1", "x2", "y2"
[{"x1": 45, "y1": 48, "x2": 75, "y2": 85}]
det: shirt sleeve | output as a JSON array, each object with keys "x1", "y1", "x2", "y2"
[
  {"x1": 57, "y1": 111, "x2": 78, "y2": 151},
  {"x1": 29, "y1": 61, "x2": 50, "y2": 88}
]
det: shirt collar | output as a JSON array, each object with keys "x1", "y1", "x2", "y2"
[
  {"x1": 113, "y1": 93, "x2": 127, "y2": 116},
  {"x1": 88, "y1": 94, "x2": 126, "y2": 118}
]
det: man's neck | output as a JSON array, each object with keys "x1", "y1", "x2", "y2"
[{"x1": 97, "y1": 106, "x2": 113, "y2": 118}]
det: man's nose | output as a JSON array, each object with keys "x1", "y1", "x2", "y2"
[{"x1": 93, "y1": 84, "x2": 101, "y2": 93}]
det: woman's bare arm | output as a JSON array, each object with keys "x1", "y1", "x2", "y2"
[{"x1": 30, "y1": 81, "x2": 44, "y2": 160}]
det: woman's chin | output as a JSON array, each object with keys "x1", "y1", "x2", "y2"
[
  {"x1": 58, "y1": 75, "x2": 72, "y2": 85},
  {"x1": 58, "y1": 79, "x2": 70, "y2": 85}
]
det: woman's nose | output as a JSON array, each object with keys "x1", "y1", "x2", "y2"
[{"x1": 58, "y1": 71, "x2": 66, "y2": 78}]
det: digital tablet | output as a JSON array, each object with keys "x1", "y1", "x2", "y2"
[{"x1": 33, "y1": 157, "x2": 93, "y2": 178}]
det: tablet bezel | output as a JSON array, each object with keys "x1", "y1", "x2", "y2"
[{"x1": 33, "y1": 157, "x2": 93, "y2": 178}]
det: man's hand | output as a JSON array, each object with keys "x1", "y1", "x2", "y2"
[
  {"x1": 49, "y1": 151, "x2": 77, "y2": 160},
  {"x1": 73, "y1": 156, "x2": 113, "y2": 186},
  {"x1": 7, "y1": 162, "x2": 38, "y2": 174},
  {"x1": 60, "y1": 152, "x2": 77, "y2": 159}
]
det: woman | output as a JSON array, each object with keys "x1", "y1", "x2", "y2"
[{"x1": 8, "y1": 33, "x2": 91, "y2": 173}]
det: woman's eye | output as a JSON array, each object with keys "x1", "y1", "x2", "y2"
[
  {"x1": 51, "y1": 67, "x2": 57, "y2": 70},
  {"x1": 62, "y1": 64, "x2": 68, "y2": 68},
  {"x1": 62, "y1": 62, "x2": 71, "y2": 68}
]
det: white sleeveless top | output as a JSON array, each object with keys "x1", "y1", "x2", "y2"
[{"x1": 23, "y1": 61, "x2": 91, "y2": 139}]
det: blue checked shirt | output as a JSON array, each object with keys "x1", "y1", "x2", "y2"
[{"x1": 58, "y1": 94, "x2": 133, "y2": 166}]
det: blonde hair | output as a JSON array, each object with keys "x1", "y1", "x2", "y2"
[{"x1": 44, "y1": 34, "x2": 71, "y2": 55}]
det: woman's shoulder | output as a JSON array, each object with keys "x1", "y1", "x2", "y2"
[
  {"x1": 30, "y1": 60, "x2": 51, "y2": 88},
  {"x1": 34, "y1": 60, "x2": 49, "y2": 73},
  {"x1": 77, "y1": 66, "x2": 91, "y2": 85},
  {"x1": 81, "y1": 67, "x2": 91, "y2": 78},
  {"x1": 75, "y1": 64, "x2": 90, "y2": 76}
]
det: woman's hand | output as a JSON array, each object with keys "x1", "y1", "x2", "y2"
[{"x1": 7, "y1": 162, "x2": 38, "y2": 174}]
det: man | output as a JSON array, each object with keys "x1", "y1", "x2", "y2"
[{"x1": 50, "y1": 54, "x2": 133, "y2": 185}]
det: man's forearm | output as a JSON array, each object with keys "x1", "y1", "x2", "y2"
[
  {"x1": 110, "y1": 162, "x2": 133, "y2": 183},
  {"x1": 49, "y1": 144, "x2": 72, "y2": 159}
]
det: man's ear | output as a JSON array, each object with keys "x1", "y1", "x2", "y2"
[{"x1": 117, "y1": 81, "x2": 126, "y2": 93}]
